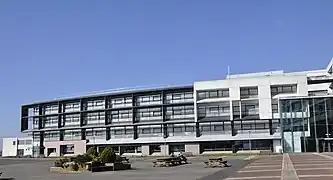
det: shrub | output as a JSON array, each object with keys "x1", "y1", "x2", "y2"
[
  {"x1": 99, "y1": 147, "x2": 116, "y2": 163},
  {"x1": 54, "y1": 157, "x2": 70, "y2": 168},
  {"x1": 87, "y1": 147, "x2": 98, "y2": 157},
  {"x1": 69, "y1": 163, "x2": 79, "y2": 171},
  {"x1": 75, "y1": 154, "x2": 93, "y2": 167},
  {"x1": 54, "y1": 159, "x2": 63, "y2": 167}
]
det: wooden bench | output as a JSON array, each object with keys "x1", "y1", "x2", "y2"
[
  {"x1": 120, "y1": 156, "x2": 130, "y2": 163},
  {"x1": 204, "y1": 157, "x2": 230, "y2": 168},
  {"x1": 153, "y1": 157, "x2": 183, "y2": 167}
]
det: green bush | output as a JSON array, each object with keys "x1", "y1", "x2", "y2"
[
  {"x1": 87, "y1": 147, "x2": 98, "y2": 157},
  {"x1": 75, "y1": 154, "x2": 93, "y2": 167},
  {"x1": 99, "y1": 147, "x2": 116, "y2": 163},
  {"x1": 54, "y1": 157, "x2": 70, "y2": 168},
  {"x1": 69, "y1": 163, "x2": 79, "y2": 171},
  {"x1": 54, "y1": 159, "x2": 63, "y2": 167}
]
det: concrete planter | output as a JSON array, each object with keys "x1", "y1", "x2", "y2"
[
  {"x1": 49, "y1": 167, "x2": 81, "y2": 173},
  {"x1": 111, "y1": 162, "x2": 131, "y2": 171}
]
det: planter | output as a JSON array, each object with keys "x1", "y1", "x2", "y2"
[{"x1": 112, "y1": 162, "x2": 131, "y2": 171}]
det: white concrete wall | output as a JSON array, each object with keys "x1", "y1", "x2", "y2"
[
  {"x1": 185, "y1": 143, "x2": 200, "y2": 155},
  {"x1": 17, "y1": 144, "x2": 32, "y2": 156},
  {"x1": 44, "y1": 140, "x2": 86, "y2": 157},
  {"x1": 141, "y1": 145, "x2": 150, "y2": 156},
  {"x1": 2, "y1": 138, "x2": 18, "y2": 157},
  {"x1": 273, "y1": 139, "x2": 282, "y2": 153}
]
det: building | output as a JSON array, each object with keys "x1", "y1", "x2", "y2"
[
  {"x1": 2, "y1": 137, "x2": 33, "y2": 157},
  {"x1": 20, "y1": 59, "x2": 333, "y2": 157}
]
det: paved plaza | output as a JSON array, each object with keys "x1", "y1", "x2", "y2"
[
  {"x1": 3, "y1": 154, "x2": 333, "y2": 180},
  {"x1": 0, "y1": 156, "x2": 248, "y2": 180},
  {"x1": 224, "y1": 153, "x2": 333, "y2": 180}
]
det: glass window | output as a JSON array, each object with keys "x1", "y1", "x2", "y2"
[
  {"x1": 174, "y1": 127, "x2": 183, "y2": 132},
  {"x1": 214, "y1": 125, "x2": 223, "y2": 131},
  {"x1": 173, "y1": 93, "x2": 182, "y2": 100},
  {"x1": 184, "y1": 92, "x2": 193, "y2": 99},
  {"x1": 185, "y1": 126, "x2": 195, "y2": 132}
]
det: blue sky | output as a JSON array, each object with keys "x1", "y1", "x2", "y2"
[{"x1": 0, "y1": 0, "x2": 333, "y2": 141}]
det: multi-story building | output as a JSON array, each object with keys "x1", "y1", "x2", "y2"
[{"x1": 20, "y1": 59, "x2": 333, "y2": 157}]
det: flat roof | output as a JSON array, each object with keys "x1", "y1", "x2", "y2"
[
  {"x1": 279, "y1": 94, "x2": 333, "y2": 100},
  {"x1": 23, "y1": 84, "x2": 193, "y2": 106}
]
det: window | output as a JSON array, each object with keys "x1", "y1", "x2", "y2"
[
  {"x1": 151, "y1": 145, "x2": 161, "y2": 153},
  {"x1": 201, "y1": 125, "x2": 211, "y2": 131},
  {"x1": 173, "y1": 93, "x2": 182, "y2": 100},
  {"x1": 272, "y1": 103, "x2": 279, "y2": 113},
  {"x1": 214, "y1": 125, "x2": 223, "y2": 131},
  {"x1": 185, "y1": 126, "x2": 195, "y2": 132},
  {"x1": 152, "y1": 95, "x2": 161, "y2": 101},
  {"x1": 153, "y1": 127, "x2": 162, "y2": 133},
  {"x1": 115, "y1": 129, "x2": 124, "y2": 135},
  {"x1": 174, "y1": 127, "x2": 183, "y2": 132},
  {"x1": 240, "y1": 87, "x2": 258, "y2": 96},
  {"x1": 25, "y1": 140, "x2": 32, "y2": 145},
  {"x1": 18, "y1": 140, "x2": 25, "y2": 145},
  {"x1": 271, "y1": 84, "x2": 297, "y2": 96},
  {"x1": 198, "y1": 104, "x2": 230, "y2": 118},
  {"x1": 65, "y1": 144, "x2": 74, "y2": 154},
  {"x1": 197, "y1": 89, "x2": 229, "y2": 100},
  {"x1": 136, "y1": 108, "x2": 162, "y2": 120},
  {"x1": 142, "y1": 128, "x2": 151, "y2": 134},
  {"x1": 13, "y1": 141, "x2": 16, "y2": 145},
  {"x1": 184, "y1": 92, "x2": 193, "y2": 99},
  {"x1": 109, "y1": 97, "x2": 133, "y2": 108}
]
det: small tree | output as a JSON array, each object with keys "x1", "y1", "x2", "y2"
[
  {"x1": 86, "y1": 147, "x2": 98, "y2": 157},
  {"x1": 99, "y1": 147, "x2": 116, "y2": 163}
]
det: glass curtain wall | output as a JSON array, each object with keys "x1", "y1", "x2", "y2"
[{"x1": 280, "y1": 97, "x2": 333, "y2": 153}]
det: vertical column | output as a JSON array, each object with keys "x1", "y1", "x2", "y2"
[
  {"x1": 60, "y1": 130, "x2": 64, "y2": 141},
  {"x1": 196, "y1": 122, "x2": 200, "y2": 137},
  {"x1": 301, "y1": 99, "x2": 307, "y2": 152},
  {"x1": 313, "y1": 99, "x2": 319, "y2": 153},
  {"x1": 119, "y1": 146, "x2": 124, "y2": 155},
  {"x1": 80, "y1": 99, "x2": 84, "y2": 127},
  {"x1": 161, "y1": 90, "x2": 168, "y2": 138},
  {"x1": 231, "y1": 121, "x2": 235, "y2": 136},
  {"x1": 324, "y1": 98, "x2": 331, "y2": 152},
  {"x1": 239, "y1": 101, "x2": 242, "y2": 119},
  {"x1": 104, "y1": 96, "x2": 108, "y2": 125},
  {"x1": 81, "y1": 129, "x2": 86, "y2": 140},
  {"x1": 39, "y1": 131, "x2": 45, "y2": 156},
  {"x1": 269, "y1": 119, "x2": 273, "y2": 135},
  {"x1": 106, "y1": 127, "x2": 110, "y2": 140},
  {"x1": 289, "y1": 100, "x2": 295, "y2": 153},
  {"x1": 279, "y1": 100, "x2": 284, "y2": 153},
  {"x1": 160, "y1": 144, "x2": 169, "y2": 156},
  {"x1": 231, "y1": 141, "x2": 236, "y2": 153},
  {"x1": 38, "y1": 105, "x2": 43, "y2": 129},
  {"x1": 58, "y1": 102, "x2": 62, "y2": 128}
]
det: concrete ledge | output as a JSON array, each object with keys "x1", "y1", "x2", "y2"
[{"x1": 49, "y1": 167, "x2": 82, "y2": 173}]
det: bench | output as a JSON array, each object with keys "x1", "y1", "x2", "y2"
[
  {"x1": 120, "y1": 156, "x2": 130, "y2": 163},
  {"x1": 204, "y1": 157, "x2": 230, "y2": 168},
  {"x1": 153, "y1": 157, "x2": 184, "y2": 167}
]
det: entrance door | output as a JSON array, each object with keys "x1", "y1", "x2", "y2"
[
  {"x1": 321, "y1": 140, "x2": 333, "y2": 152},
  {"x1": 17, "y1": 149, "x2": 24, "y2": 157}
]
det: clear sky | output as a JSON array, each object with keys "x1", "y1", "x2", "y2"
[{"x1": 0, "y1": 0, "x2": 333, "y2": 142}]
